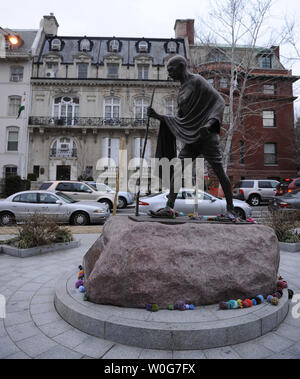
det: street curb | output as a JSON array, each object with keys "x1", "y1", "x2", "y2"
[
  {"x1": 0, "y1": 239, "x2": 80, "y2": 258},
  {"x1": 54, "y1": 270, "x2": 289, "y2": 350}
]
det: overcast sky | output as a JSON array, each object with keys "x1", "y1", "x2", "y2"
[
  {"x1": 2, "y1": 0, "x2": 300, "y2": 112},
  {"x1": 1, "y1": 0, "x2": 299, "y2": 39}
]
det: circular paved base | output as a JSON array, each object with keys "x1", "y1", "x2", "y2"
[{"x1": 55, "y1": 270, "x2": 289, "y2": 350}]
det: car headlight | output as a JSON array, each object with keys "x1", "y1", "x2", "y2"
[{"x1": 93, "y1": 209, "x2": 105, "y2": 213}]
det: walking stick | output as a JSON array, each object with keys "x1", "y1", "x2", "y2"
[{"x1": 135, "y1": 88, "x2": 156, "y2": 216}]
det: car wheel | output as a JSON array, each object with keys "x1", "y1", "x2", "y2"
[
  {"x1": 71, "y1": 212, "x2": 90, "y2": 226},
  {"x1": 233, "y1": 207, "x2": 246, "y2": 220},
  {"x1": 118, "y1": 197, "x2": 127, "y2": 209},
  {"x1": 248, "y1": 194, "x2": 260, "y2": 206},
  {"x1": 0, "y1": 212, "x2": 16, "y2": 226},
  {"x1": 99, "y1": 199, "x2": 113, "y2": 211}
]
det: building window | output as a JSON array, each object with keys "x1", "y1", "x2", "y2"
[
  {"x1": 50, "y1": 38, "x2": 62, "y2": 51},
  {"x1": 263, "y1": 84, "x2": 275, "y2": 94},
  {"x1": 264, "y1": 143, "x2": 277, "y2": 165},
  {"x1": 207, "y1": 49, "x2": 226, "y2": 62},
  {"x1": 45, "y1": 62, "x2": 58, "y2": 78},
  {"x1": 240, "y1": 140, "x2": 245, "y2": 164},
  {"x1": 259, "y1": 55, "x2": 273, "y2": 69},
  {"x1": 7, "y1": 129, "x2": 19, "y2": 151},
  {"x1": 79, "y1": 38, "x2": 92, "y2": 52},
  {"x1": 207, "y1": 78, "x2": 214, "y2": 87},
  {"x1": 108, "y1": 39, "x2": 120, "y2": 53},
  {"x1": 102, "y1": 138, "x2": 120, "y2": 167},
  {"x1": 134, "y1": 98, "x2": 149, "y2": 122},
  {"x1": 77, "y1": 63, "x2": 88, "y2": 78},
  {"x1": 165, "y1": 97, "x2": 176, "y2": 116},
  {"x1": 137, "y1": 64, "x2": 149, "y2": 79},
  {"x1": 263, "y1": 110, "x2": 275, "y2": 127},
  {"x1": 220, "y1": 77, "x2": 229, "y2": 88},
  {"x1": 107, "y1": 63, "x2": 119, "y2": 78},
  {"x1": 137, "y1": 40, "x2": 149, "y2": 53},
  {"x1": 166, "y1": 41, "x2": 178, "y2": 54},
  {"x1": 5, "y1": 166, "x2": 17, "y2": 177},
  {"x1": 8, "y1": 96, "x2": 21, "y2": 116},
  {"x1": 53, "y1": 96, "x2": 79, "y2": 125},
  {"x1": 10, "y1": 66, "x2": 23, "y2": 81},
  {"x1": 50, "y1": 137, "x2": 77, "y2": 158},
  {"x1": 134, "y1": 137, "x2": 151, "y2": 164},
  {"x1": 223, "y1": 105, "x2": 230, "y2": 124},
  {"x1": 104, "y1": 97, "x2": 120, "y2": 120},
  {"x1": 85, "y1": 166, "x2": 93, "y2": 178}
]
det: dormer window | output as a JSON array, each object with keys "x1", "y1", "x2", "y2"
[
  {"x1": 207, "y1": 48, "x2": 226, "y2": 63},
  {"x1": 108, "y1": 39, "x2": 120, "y2": 53},
  {"x1": 167, "y1": 41, "x2": 178, "y2": 54},
  {"x1": 259, "y1": 54, "x2": 273, "y2": 69},
  {"x1": 79, "y1": 38, "x2": 92, "y2": 52},
  {"x1": 137, "y1": 40, "x2": 149, "y2": 53},
  {"x1": 50, "y1": 38, "x2": 62, "y2": 51}
]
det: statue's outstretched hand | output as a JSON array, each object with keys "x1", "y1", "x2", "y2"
[{"x1": 147, "y1": 107, "x2": 162, "y2": 120}]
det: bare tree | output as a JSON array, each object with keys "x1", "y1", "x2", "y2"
[{"x1": 193, "y1": 0, "x2": 293, "y2": 174}]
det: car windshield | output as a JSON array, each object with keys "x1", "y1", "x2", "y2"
[
  {"x1": 144, "y1": 192, "x2": 163, "y2": 198},
  {"x1": 95, "y1": 183, "x2": 112, "y2": 192},
  {"x1": 40, "y1": 182, "x2": 53, "y2": 190},
  {"x1": 55, "y1": 192, "x2": 78, "y2": 203}
]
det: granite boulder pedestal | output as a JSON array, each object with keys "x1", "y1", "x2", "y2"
[{"x1": 83, "y1": 216, "x2": 280, "y2": 308}]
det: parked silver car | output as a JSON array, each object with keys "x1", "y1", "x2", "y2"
[
  {"x1": 139, "y1": 189, "x2": 252, "y2": 219},
  {"x1": 0, "y1": 191, "x2": 110, "y2": 226},
  {"x1": 40, "y1": 181, "x2": 117, "y2": 210},
  {"x1": 233, "y1": 179, "x2": 279, "y2": 206},
  {"x1": 269, "y1": 189, "x2": 300, "y2": 211},
  {"x1": 85, "y1": 182, "x2": 134, "y2": 209}
]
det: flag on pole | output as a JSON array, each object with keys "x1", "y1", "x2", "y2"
[{"x1": 17, "y1": 93, "x2": 25, "y2": 119}]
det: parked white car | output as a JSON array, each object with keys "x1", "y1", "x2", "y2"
[
  {"x1": 40, "y1": 181, "x2": 117, "y2": 210},
  {"x1": 139, "y1": 188, "x2": 252, "y2": 219},
  {"x1": 0, "y1": 190, "x2": 110, "y2": 226}
]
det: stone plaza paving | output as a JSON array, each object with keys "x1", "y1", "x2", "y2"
[{"x1": 0, "y1": 232, "x2": 300, "y2": 359}]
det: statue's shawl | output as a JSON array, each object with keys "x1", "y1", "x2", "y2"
[{"x1": 162, "y1": 74, "x2": 225, "y2": 145}]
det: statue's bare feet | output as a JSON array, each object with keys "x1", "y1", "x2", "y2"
[{"x1": 226, "y1": 209, "x2": 240, "y2": 222}]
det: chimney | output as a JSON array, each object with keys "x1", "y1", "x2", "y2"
[
  {"x1": 174, "y1": 19, "x2": 194, "y2": 45},
  {"x1": 42, "y1": 13, "x2": 59, "y2": 36},
  {"x1": 271, "y1": 45, "x2": 280, "y2": 59}
]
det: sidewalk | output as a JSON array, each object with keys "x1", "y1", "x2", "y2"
[{"x1": 0, "y1": 233, "x2": 300, "y2": 359}]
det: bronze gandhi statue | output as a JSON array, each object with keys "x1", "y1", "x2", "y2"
[{"x1": 147, "y1": 55, "x2": 236, "y2": 219}]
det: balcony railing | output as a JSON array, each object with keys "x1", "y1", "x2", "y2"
[
  {"x1": 29, "y1": 117, "x2": 158, "y2": 128},
  {"x1": 50, "y1": 148, "x2": 78, "y2": 158}
]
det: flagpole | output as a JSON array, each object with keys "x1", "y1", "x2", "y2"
[{"x1": 17, "y1": 92, "x2": 26, "y2": 179}]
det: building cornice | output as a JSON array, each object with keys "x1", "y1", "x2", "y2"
[{"x1": 30, "y1": 78, "x2": 180, "y2": 88}]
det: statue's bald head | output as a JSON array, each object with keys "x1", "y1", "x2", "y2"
[{"x1": 167, "y1": 55, "x2": 187, "y2": 69}]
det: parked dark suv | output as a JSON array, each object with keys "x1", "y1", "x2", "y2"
[
  {"x1": 233, "y1": 179, "x2": 279, "y2": 206},
  {"x1": 275, "y1": 178, "x2": 300, "y2": 196}
]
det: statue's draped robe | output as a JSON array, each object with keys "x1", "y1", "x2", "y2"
[{"x1": 155, "y1": 74, "x2": 225, "y2": 160}]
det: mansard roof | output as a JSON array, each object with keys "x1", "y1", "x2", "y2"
[{"x1": 37, "y1": 35, "x2": 186, "y2": 65}]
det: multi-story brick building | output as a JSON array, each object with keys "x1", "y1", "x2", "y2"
[{"x1": 175, "y1": 19, "x2": 299, "y2": 188}]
